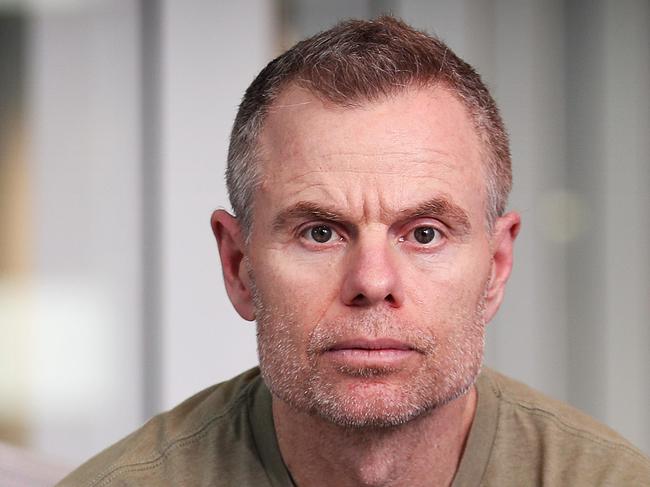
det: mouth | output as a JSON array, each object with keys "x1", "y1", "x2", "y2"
[
  {"x1": 323, "y1": 338, "x2": 420, "y2": 368},
  {"x1": 328, "y1": 338, "x2": 413, "y2": 351}
]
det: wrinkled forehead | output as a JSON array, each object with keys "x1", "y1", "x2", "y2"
[
  {"x1": 254, "y1": 83, "x2": 488, "y2": 223},
  {"x1": 259, "y1": 83, "x2": 483, "y2": 163}
]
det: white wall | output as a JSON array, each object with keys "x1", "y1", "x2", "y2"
[
  {"x1": 27, "y1": 0, "x2": 143, "y2": 464},
  {"x1": 159, "y1": 0, "x2": 274, "y2": 410},
  {"x1": 601, "y1": 0, "x2": 650, "y2": 452}
]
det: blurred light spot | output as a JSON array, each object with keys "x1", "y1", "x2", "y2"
[
  {"x1": 0, "y1": 278, "x2": 116, "y2": 423},
  {"x1": 537, "y1": 190, "x2": 589, "y2": 243}
]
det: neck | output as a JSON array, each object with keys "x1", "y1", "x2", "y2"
[{"x1": 272, "y1": 386, "x2": 477, "y2": 487}]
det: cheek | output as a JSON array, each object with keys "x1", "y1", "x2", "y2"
[
  {"x1": 251, "y1": 249, "x2": 342, "y2": 326},
  {"x1": 401, "y1": 251, "x2": 491, "y2": 315}
]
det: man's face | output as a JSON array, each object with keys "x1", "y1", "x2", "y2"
[{"x1": 243, "y1": 85, "x2": 498, "y2": 427}]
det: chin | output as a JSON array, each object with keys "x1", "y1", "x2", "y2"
[
  {"x1": 302, "y1": 368, "x2": 479, "y2": 429},
  {"x1": 311, "y1": 395, "x2": 434, "y2": 429}
]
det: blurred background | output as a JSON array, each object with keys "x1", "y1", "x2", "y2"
[{"x1": 0, "y1": 0, "x2": 648, "y2": 480}]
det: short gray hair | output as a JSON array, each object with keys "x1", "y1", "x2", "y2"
[{"x1": 226, "y1": 16, "x2": 511, "y2": 235}]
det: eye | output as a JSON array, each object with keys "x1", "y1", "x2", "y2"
[
  {"x1": 402, "y1": 225, "x2": 443, "y2": 246},
  {"x1": 413, "y1": 226, "x2": 438, "y2": 244},
  {"x1": 302, "y1": 224, "x2": 342, "y2": 244}
]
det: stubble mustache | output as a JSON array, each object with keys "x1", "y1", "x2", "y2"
[{"x1": 305, "y1": 309, "x2": 439, "y2": 358}]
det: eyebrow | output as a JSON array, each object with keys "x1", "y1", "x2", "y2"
[
  {"x1": 397, "y1": 197, "x2": 472, "y2": 236},
  {"x1": 272, "y1": 197, "x2": 472, "y2": 236},
  {"x1": 272, "y1": 202, "x2": 345, "y2": 232}
]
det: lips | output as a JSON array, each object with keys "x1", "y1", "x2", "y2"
[
  {"x1": 327, "y1": 338, "x2": 414, "y2": 351},
  {"x1": 323, "y1": 338, "x2": 420, "y2": 369}
]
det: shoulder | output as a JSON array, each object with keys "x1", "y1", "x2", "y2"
[
  {"x1": 479, "y1": 368, "x2": 650, "y2": 485},
  {"x1": 56, "y1": 368, "x2": 267, "y2": 487}
]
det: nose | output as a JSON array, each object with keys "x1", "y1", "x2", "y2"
[{"x1": 340, "y1": 235, "x2": 404, "y2": 308}]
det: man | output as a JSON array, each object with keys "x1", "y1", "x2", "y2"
[{"x1": 59, "y1": 17, "x2": 650, "y2": 487}]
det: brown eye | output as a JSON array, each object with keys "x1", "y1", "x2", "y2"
[
  {"x1": 413, "y1": 226, "x2": 439, "y2": 244},
  {"x1": 309, "y1": 225, "x2": 334, "y2": 243}
]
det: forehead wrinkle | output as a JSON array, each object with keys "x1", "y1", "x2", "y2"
[
  {"x1": 262, "y1": 168, "x2": 469, "y2": 228},
  {"x1": 298, "y1": 148, "x2": 454, "y2": 162},
  {"x1": 263, "y1": 148, "x2": 458, "y2": 180},
  {"x1": 261, "y1": 176, "x2": 346, "y2": 204},
  {"x1": 268, "y1": 165, "x2": 458, "y2": 189}
]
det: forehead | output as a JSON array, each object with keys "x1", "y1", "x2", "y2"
[{"x1": 255, "y1": 84, "x2": 487, "y2": 223}]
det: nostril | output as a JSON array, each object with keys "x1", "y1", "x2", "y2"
[
  {"x1": 351, "y1": 293, "x2": 367, "y2": 306},
  {"x1": 349, "y1": 292, "x2": 397, "y2": 307}
]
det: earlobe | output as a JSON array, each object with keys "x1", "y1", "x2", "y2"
[
  {"x1": 211, "y1": 210, "x2": 256, "y2": 321},
  {"x1": 484, "y1": 212, "x2": 521, "y2": 323}
]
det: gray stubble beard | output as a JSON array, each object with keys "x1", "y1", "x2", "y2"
[{"x1": 251, "y1": 272, "x2": 488, "y2": 429}]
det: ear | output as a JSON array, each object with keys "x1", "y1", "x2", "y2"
[
  {"x1": 483, "y1": 211, "x2": 521, "y2": 323},
  {"x1": 211, "y1": 209, "x2": 255, "y2": 321}
]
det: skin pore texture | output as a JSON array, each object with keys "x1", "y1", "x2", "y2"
[{"x1": 213, "y1": 85, "x2": 520, "y2": 487}]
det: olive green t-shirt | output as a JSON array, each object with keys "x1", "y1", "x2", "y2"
[{"x1": 57, "y1": 367, "x2": 650, "y2": 486}]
